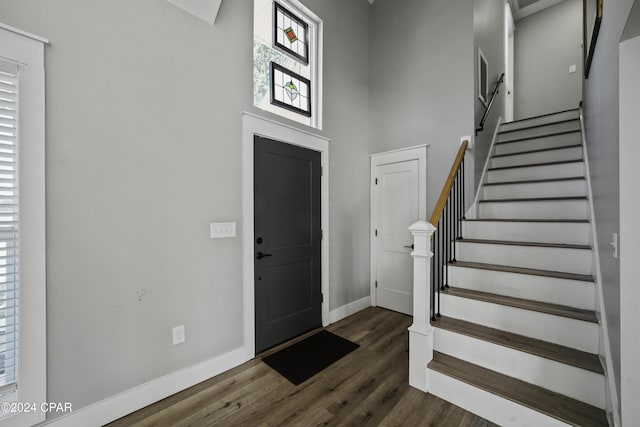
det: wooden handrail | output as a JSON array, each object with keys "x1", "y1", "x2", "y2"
[{"x1": 429, "y1": 140, "x2": 468, "y2": 225}]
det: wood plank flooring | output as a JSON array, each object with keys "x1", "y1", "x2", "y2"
[{"x1": 107, "y1": 307, "x2": 496, "y2": 427}]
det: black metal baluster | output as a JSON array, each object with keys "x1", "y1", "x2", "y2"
[
  {"x1": 437, "y1": 222, "x2": 441, "y2": 318},
  {"x1": 462, "y1": 158, "x2": 466, "y2": 220},
  {"x1": 431, "y1": 235, "x2": 436, "y2": 321},
  {"x1": 451, "y1": 182, "x2": 456, "y2": 263}
]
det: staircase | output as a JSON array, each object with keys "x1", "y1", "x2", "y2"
[{"x1": 425, "y1": 109, "x2": 609, "y2": 426}]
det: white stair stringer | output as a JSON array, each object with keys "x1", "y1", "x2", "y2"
[
  {"x1": 448, "y1": 264, "x2": 595, "y2": 310},
  {"x1": 440, "y1": 293, "x2": 599, "y2": 354},
  {"x1": 427, "y1": 368, "x2": 573, "y2": 427},
  {"x1": 433, "y1": 328, "x2": 606, "y2": 409},
  {"x1": 455, "y1": 241, "x2": 592, "y2": 275},
  {"x1": 461, "y1": 220, "x2": 591, "y2": 246}
]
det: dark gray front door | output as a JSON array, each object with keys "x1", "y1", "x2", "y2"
[{"x1": 254, "y1": 136, "x2": 322, "y2": 354}]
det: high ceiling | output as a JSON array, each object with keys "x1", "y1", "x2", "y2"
[{"x1": 508, "y1": 0, "x2": 566, "y2": 21}]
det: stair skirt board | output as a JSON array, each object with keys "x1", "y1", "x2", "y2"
[
  {"x1": 461, "y1": 220, "x2": 591, "y2": 246},
  {"x1": 486, "y1": 162, "x2": 585, "y2": 183},
  {"x1": 439, "y1": 293, "x2": 599, "y2": 353},
  {"x1": 498, "y1": 121, "x2": 581, "y2": 143},
  {"x1": 491, "y1": 146, "x2": 583, "y2": 169},
  {"x1": 494, "y1": 132, "x2": 582, "y2": 156},
  {"x1": 433, "y1": 328, "x2": 606, "y2": 408},
  {"x1": 500, "y1": 110, "x2": 580, "y2": 133},
  {"x1": 427, "y1": 369, "x2": 574, "y2": 427},
  {"x1": 477, "y1": 199, "x2": 588, "y2": 220},
  {"x1": 454, "y1": 241, "x2": 592, "y2": 275},
  {"x1": 448, "y1": 264, "x2": 595, "y2": 310}
]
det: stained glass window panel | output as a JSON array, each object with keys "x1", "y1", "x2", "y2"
[
  {"x1": 274, "y1": 2, "x2": 309, "y2": 65},
  {"x1": 270, "y1": 62, "x2": 311, "y2": 117}
]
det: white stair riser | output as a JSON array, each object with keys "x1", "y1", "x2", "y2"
[
  {"x1": 462, "y1": 220, "x2": 591, "y2": 245},
  {"x1": 456, "y1": 242, "x2": 592, "y2": 275},
  {"x1": 491, "y1": 146, "x2": 583, "y2": 169},
  {"x1": 478, "y1": 200, "x2": 588, "y2": 220},
  {"x1": 434, "y1": 329, "x2": 606, "y2": 408},
  {"x1": 440, "y1": 293, "x2": 599, "y2": 353},
  {"x1": 498, "y1": 121, "x2": 580, "y2": 143},
  {"x1": 500, "y1": 111, "x2": 580, "y2": 133},
  {"x1": 448, "y1": 265, "x2": 595, "y2": 310},
  {"x1": 494, "y1": 132, "x2": 582, "y2": 156},
  {"x1": 487, "y1": 162, "x2": 584, "y2": 183},
  {"x1": 483, "y1": 180, "x2": 586, "y2": 200},
  {"x1": 427, "y1": 369, "x2": 572, "y2": 427}
]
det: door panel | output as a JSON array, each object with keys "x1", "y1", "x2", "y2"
[
  {"x1": 376, "y1": 160, "x2": 420, "y2": 315},
  {"x1": 254, "y1": 136, "x2": 322, "y2": 353}
]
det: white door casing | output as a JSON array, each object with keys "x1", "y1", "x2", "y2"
[{"x1": 370, "y1": 146, "x2": 427, "y2": 315}]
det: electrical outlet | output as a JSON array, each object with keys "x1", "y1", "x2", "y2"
[
  {"x1": 172, "y1": 325, "x2": 186, "y2": 345},
  {"x1": 210, "y1": 222, "x2": 236, "y2": 239}
]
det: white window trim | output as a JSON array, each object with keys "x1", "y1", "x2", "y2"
[
  {"x1": 254, "y1": 0, "x2": 324, "y2": 130},
  {"x1": 0, "y1": 25, "x2": 47, "y2": 427}
]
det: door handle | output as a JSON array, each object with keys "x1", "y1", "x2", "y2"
[
  {"x1": 404, "y1": 244, "x2": 414, "y2": 249},
  {"x1": 256, "y1": 251, "x2": 273, "y2": 260}
]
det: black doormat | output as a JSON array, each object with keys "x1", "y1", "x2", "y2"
[{"x1": 262, "y1": 330, "x2": 359, "y2": 385}]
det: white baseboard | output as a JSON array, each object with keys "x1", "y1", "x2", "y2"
[
  {"x1": 328, "y1": 296, "x2": 371, "y2": 324},
  {"x1": 45, "y1": 347, "x2": 248, "y2": 427}
]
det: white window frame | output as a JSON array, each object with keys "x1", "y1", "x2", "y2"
[
  {"x1": 0, "y1": 24, "x2": 47, "y2": 427},
  {"x1": 253, "y1": 0, "x2": 324, "y2": 130}
]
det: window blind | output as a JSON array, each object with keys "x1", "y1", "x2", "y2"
[{"x1": 0, "y1": 59, "x2": 19, "y2": 393}]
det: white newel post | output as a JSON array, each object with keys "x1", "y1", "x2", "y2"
[{"x1": 408, "y1": 220, "x2": 437, "y2": 392}]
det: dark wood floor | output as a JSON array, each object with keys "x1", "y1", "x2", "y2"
[{"x1": 107, "y1": 307, "x2": 497, "y2": 427}]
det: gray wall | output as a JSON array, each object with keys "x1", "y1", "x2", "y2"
[
  {"x1": 0, "y1": 0, "x2": 371, "y2": 416},
  {"x1": 473, "y1": 0, "x2": 506, "y2": 190},
  {"x1": 369, "y1": 0, "x2": 475, "y2": 215},
  {"x1": 583, "y1": 0, "x2": 635, "y2": 411},
  {"x1": 514, "y1": 0, "x2": 583, "y2": 119}
]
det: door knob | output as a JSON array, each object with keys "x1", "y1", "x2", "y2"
[
  {"x1": 256, "y1": 251, "x2": 273, "y2": 260},
  {"x1": 404, "y1": 244, "x2": 414, "y2": 249}
]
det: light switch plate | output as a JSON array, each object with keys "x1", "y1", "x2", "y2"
[
  {"x1": 172, "y1": 325, "x2": 186, "y2": 345},
  {"x1": 569, "y1": 64, "x2": 577, "y2": 73},
  {"x1": 210, "y1": 222, "x2": 236, "y2": 239}
]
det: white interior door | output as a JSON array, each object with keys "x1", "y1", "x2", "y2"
[{"x1": 374, "y1": 159, "x2": 420, "y2": 315}]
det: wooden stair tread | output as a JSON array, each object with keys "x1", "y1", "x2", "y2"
[
  {"x1": 478, "y1": 196, "x2": 587, "y2": 203},
  {"x1": 433, "y1": 316, "x2": 604, "y2": 374},
  {"x1": 498, "y1": 118, "x2": 580, "y2": 135},
  {"x1": 496, "y1": 130, "x2": 581, "y2": 144},
  {"x1": 492, "y1": 143, "x2": 582, "y2": 158},
  {"x1": 488, "y1": 159, "x2": 583, "y2": 171},
  {"x1": 443, "y1": 287, "x2": 597, "y2": 323},
  {"x1": 462, "y1": 218, "x2": 589, "y2": 223},
  {"x1": 457, "y1": 238, "x2": 591, "y2": 250},
  {"x1": 501, "y1": 108, "x2": 579, "y2": 125},
  {"x1": 428, "y1": 352, "x2": 608, "y2": 427},
  {"x1": 483, "y1": 176, "x2": 585, "y2": 186},
  {"x1": 450, "y1": 261, "x2": 594, "y2": 282}
]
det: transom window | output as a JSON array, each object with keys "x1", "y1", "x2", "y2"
[{"x1": 253, "y1": 0, "x2": 322, "y2": 129}]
